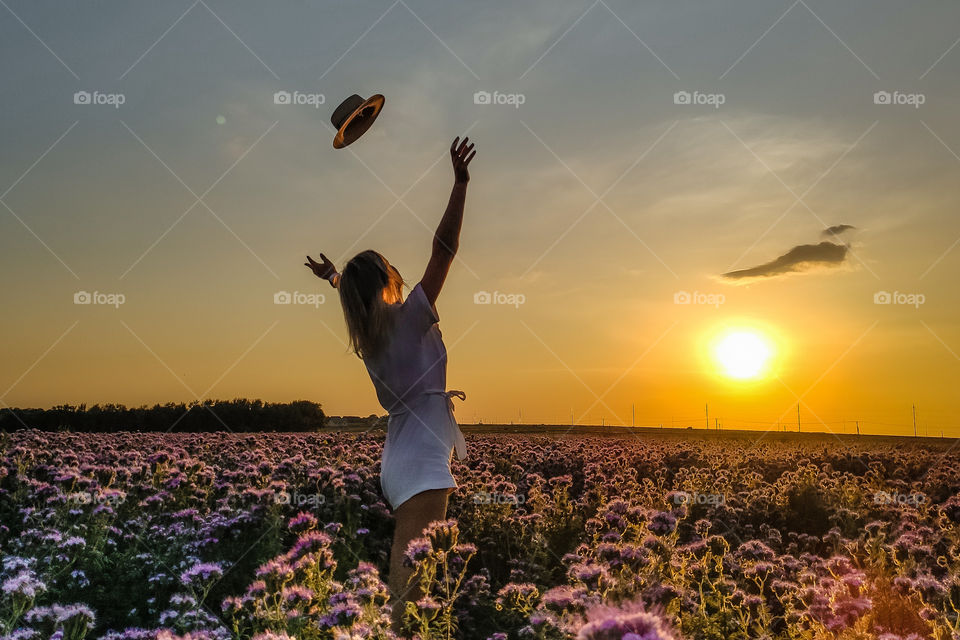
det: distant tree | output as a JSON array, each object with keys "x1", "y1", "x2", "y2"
[{"x1": 0, "y1": 398, "x2": 326, "y2": 433}]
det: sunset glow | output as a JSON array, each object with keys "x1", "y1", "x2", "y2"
[
  {"x1": 713, "y1": 329, "x2": 775, "y2": 381},
  {"x1": 0, "y1": 2, "x2": 958, "y2": 436}
]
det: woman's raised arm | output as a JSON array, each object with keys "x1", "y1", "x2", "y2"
[{"x1": 421, "y1": 136, "x2": 476, "y2": 307}]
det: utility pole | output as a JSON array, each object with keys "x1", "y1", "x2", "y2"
[
  {"x1": 632, "y1": 404, "x2": 635, "y2": 427},
  {"x1": 856, "y1": 420, "x2": 860, "y2": 436},
  {"x1": 706, "y1": 403, "x2": 709, "y2": 430},
  {"x1": 797, "y1": 404, "x2": 801, "y2": 433}
]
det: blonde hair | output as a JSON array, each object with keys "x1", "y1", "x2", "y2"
[{"x1": 338, "y1": 250, "x2": 404, "y2": 359}]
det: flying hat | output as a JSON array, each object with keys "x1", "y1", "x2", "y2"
[{"x1": 330, "y1": 93, "x2": 385, "y2": 149}]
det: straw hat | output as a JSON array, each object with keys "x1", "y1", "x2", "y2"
[{"x1": 330, "y1": 93, "x2": 385, "y2": 149}]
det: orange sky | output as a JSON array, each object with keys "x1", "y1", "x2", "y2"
[{"x1": 2, "y1": 2, "x2": 959, "y2": 436}]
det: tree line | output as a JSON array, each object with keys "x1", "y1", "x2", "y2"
[{"x1": 0, "y1": 398, "x2": 326, "y2": 432}]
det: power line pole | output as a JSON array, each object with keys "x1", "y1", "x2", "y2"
[{"x1": 797, "y1": 404, "x2": 801, "y2": 433}]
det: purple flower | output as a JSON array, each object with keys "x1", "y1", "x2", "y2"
[
  {"x1": 281, "y1": 584, "x2": 314, "y2": 604},
  {"x1": 415, "y1": 596, "x2": 441, "y2": 613},
  {"x1": 735, "y1": 540, "x2": 776, "y2": 563},
  {"x1": 287, "y1": 511, "x2": 318, "y2": 532},
  {"x1": 576, "y1": 600, "x2": 677, "y2": 640},
  {"x1": 180, "y1": 561, "x2": 224, "y2": 586},
  {"x1": 541, "y1": 586, "x2": 577, "y2": 612},
  {"x1": 2, "y1": 572, "x2": 46, "y2": 598},
  {"x1": 404, "y1": 537, "x2": 433, "y2": 566}
]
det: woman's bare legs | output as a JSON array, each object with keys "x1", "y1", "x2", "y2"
[{"x1": 388, "y1": 488, "x2": 450, "y2": 633}]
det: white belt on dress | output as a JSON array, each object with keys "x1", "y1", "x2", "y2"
[{"x1": 387, "y1": 388, "x2": 468, "y2": 460}]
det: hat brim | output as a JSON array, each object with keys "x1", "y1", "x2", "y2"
[{"x1": 332, "y1": 94, "x2": 385, "y2": 149}]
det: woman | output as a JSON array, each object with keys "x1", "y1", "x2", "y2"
[{"x1": 305, "y1": 135, "x2": 476, "y2": 630}]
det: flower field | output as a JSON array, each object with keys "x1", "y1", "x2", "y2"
[{"x1": 1, "y1": 429, "x2": 959, "y2": 640}]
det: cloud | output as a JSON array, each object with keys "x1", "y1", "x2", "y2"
[
  {"x1": 822, "y1": 224, "x2": 856, "y2": 237},
  {"x1": 722, "y1": 241, "x2": 849, "y2": 281}
]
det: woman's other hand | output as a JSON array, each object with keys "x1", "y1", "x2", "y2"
[{"x1": 305, "y1": 253, "x2": 339, "y2": 287}]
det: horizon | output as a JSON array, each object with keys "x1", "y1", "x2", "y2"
[
  {"x1": 2, "y1": 396, "x2": 952, "y2": 440},
  {"x1": 3, "y1": 1, "x2": 960, "y2": 437}
]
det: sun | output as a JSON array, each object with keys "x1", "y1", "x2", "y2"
[{"x1": 713, "y1": 330, "x2": 774, "y2": 380}]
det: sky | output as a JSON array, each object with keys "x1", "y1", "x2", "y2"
[{"x1": 1, "y1": 0, "x2": 959, "y2": 436}]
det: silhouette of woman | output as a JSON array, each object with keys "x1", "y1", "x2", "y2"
[{"x1": 305, "y1": 135, "x2": 476, "y2": 631}]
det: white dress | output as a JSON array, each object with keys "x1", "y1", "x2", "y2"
[{"x1": 363, "y1": 281, "x2": 467, "y2": 509}]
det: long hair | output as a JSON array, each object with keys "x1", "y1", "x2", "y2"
[{"x1": 338, "y1": 250, "x2": 404, "y2": 359}]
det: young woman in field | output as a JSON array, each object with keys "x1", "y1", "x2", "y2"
[{"x1": 305, "y1": 135, "x2": 476, "y2": 631}]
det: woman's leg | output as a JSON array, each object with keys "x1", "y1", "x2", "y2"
[{"x1": 388, "y1": 488, "x2": 450, "y2": 632}]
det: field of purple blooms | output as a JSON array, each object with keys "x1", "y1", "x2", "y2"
[{"x1": 2, "y1": 429, "x2": 960, "y2": 640}]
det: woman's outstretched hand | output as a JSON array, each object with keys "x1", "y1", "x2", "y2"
[
  {"x1": 450, "y1": 136, "x2": 476, "y2": 184},
  {"x1": 305, "y1": 253, "x2": 339, "y2": 287}
]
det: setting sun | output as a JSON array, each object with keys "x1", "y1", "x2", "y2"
[{"x1": 713, "y1": 330, "x2": 774, "y2": 380}]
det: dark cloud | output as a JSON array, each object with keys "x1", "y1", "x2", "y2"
[
  {"x1": 722, "y1": 241, "x2": 848, "y2": 280},
  {"x1": 822, "y1": 224, "x2": 855, "y2": 237}
]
